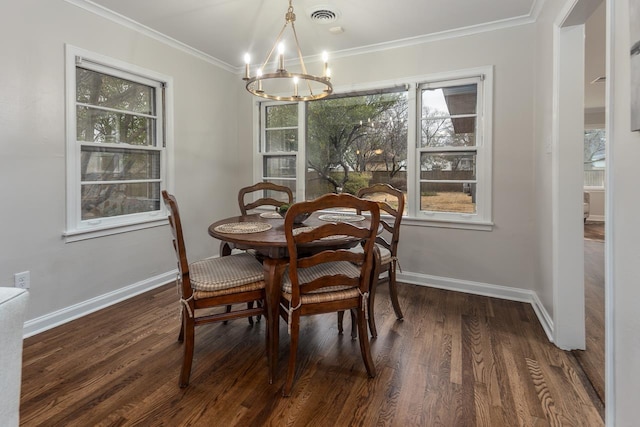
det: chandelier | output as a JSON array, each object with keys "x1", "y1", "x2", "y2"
[{"x1": 243, "y1": 0, "x2": 333, "y2": 102}]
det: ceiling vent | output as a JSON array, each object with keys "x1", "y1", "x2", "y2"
[{"x1": 309, "y1": 6, "x2": 339, "y2": 24}]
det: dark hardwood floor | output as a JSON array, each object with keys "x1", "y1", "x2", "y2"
[
  {"x1": 573, "y1": 222, "x2": 605, "y2": 404},
  {"x1": 20, "y1": 282, "x2": 604, "y2": 426}
]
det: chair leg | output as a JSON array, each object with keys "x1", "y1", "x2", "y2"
[
  {"x1": 223, "y1": 304, "x2": 232, "y2": 325},
  {"x1": 179, "y1": 314, "x2": 195, "y2": 388},
  {"x1": 367, "y1": 261, "x2": 381, "y2": 338},
  {"x1": 247, "y1": 302, "x2": 255, "y2": 326},
  {"x1": 282, "y1": 311, "x2": 300, "y2": 397},
  {"x1": 356, "y1": 306, "x2": 376, "y2": 378},
  {"x1": 388, "y1": 262, "x2": 403, "y2": 320},
  {"x1": 350, "y1": 309, "x2": 358, "y2": 340},
  {"x1": 177, "y1": 310, "x2": 185, "y2": 342},
  {"x1": 337, "y1": 311, "x2": 345, "y2": 334}
]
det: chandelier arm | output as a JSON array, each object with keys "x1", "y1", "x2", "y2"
[
  {"x1": 289, "y1": 22, "x2": 315, "y2": 96},
  {"x1": 260, "y1": 23, "x2": 289, "y2": 72}
]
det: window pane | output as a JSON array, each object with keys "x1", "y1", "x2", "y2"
[
  {"x1": 584, "y1": 129, "x2": 606, "y2": 187},
  {"x1": 306, "y1": 92, "x2": 408, "y2": 200},
  {"x1": 420, "y1": 117, "x2": 476, "y2": 148},
  {"x1": 421, "y1": 84, "x2": 477, "y2": 115},
  {"x1": 420, "y1": 182, "x2": 476, "y2": 213},
  {"x1": 76, "y1": 106, "x2": 155, "y2": 145},
  {"x1": 81, "y1": 146, "x2": 160, "y2": 181},
  {"x1": 420, "y1": 152, "x2": 476, "y2": 180},
  {"x1": 76, "y1": 67, "x2": 155, "y2": 115},
  {"x1": 263, "y1": 179, "x2": 296, "y2": 202},
  {"x1": 265, "y1": 128, "x2": 297, "y2": 152},
  {"x1": 420, "y1": 83, "x2": 477, "y2": 148},
  {"x1": 263, "y1": 156, "x2": 296, "y2": 178},
  {"x1": 265, "y1": 104, "x2": 298, "y2": 127},
  {"x1": 81, "y1": 182, "x2": 160, "y2": 220}
]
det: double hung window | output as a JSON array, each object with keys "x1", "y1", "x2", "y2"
[
  {"x1": 256, "y1": 68, "x2": 492, "y2": 229},
  {"x1": 65, "y1": 46, "x2": 172, "y2": 240}
]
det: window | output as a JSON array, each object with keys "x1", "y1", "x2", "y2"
[
  {"x1": 260, "y1": 103, "x2": 298, "y2": 202},
  {"x1": 583, "y1": 128, "x2": 606, "y2": 188},
  {"x1": 256, "y1": 68, "x2": 493, "y2": 229},
  {"x1": 65, "y1": 46, "x2": 172, "y2": 241}
]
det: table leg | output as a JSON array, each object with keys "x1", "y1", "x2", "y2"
[{"x1": 263, "y1": 258, "x2": 287, "y2": 384}]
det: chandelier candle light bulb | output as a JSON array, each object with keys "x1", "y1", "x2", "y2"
[
  {"x1": 244, "y1": 53, "x2": 251, "y2": 79},
  {"x1": 322, "y1": 51, "x2": 329, "y2": 77},
  {"x1": 278, "y1": 43, "x2": 285, "y2": 71}
]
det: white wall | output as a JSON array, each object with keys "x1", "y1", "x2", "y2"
[
  {"x1": 610, "y1": 0, "x2": 640, "y2": 423},
  {"x1": 0, "y1": 0, "x2": 252, "y2": 327}
]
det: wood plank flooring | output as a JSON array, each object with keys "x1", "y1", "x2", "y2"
[{"x1": 20, "y1": 283, "x2": 604, "y2": 426}]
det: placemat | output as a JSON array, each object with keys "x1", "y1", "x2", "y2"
[
  {"x1": 213, "y1": 222, "x2": 272, "y2": 234},
  {"x1": 318, "y1": 213, "x2": 365, "y2": 222},
  {"x1": 259, "y1": 212, "x2": 283, "y2": 219},
  {"x1": 292, "y1": 226, "x2": 347, "y2": 240}
]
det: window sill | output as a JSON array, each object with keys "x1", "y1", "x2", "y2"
[
  {"x1": 402, "y1": 216, "x2": 494, "y2": 231},
  {"x1": 255, "y1": 207, "x2": 493, "y2": 231},
  {"x1": 64, "y1": 217, "x2": 168, "y2": 242}
]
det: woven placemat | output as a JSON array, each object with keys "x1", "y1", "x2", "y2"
[
  {"x1": 259, "y1": 212, "x2": 283, "y2": 219},
  {"x1": 318, "y1": 213, "x2": 365, "y2": 222},
  {"x1": 292, "y1": 226, "x2": 347, "y2": 240},
  {"x1": 214, "y1": 222, "x2": 272, "y2": 234}
]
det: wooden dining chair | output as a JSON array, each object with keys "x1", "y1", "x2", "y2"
[
  {"x1": 238, "y1": 181, "x2": 294, "y2": 216},
  {"x1": 279, "y1": 193, "x2": 380, "y2": 396},
  {"x1": 219, "y1": 182, "x2": 294, "y2": 257},
  {"x1": 338, "y1": 183, "x2": 405, "y2": 338},
  {"x1": 162, "y1": 191, "x2": 266, "y2": 388}
]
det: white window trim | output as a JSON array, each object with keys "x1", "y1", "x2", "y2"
[
  {"x1": 64, "y1": 45, "x2": 174, "y2": 242},
  {"x1": 253, "y1": 66, "x2": 494, "y2": 231}
]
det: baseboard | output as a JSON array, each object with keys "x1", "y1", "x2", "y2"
[
  {"x1": 24, "y1": 268, "x2": 556, "y2": 345},
  {"x1": 23, "y1": 270, "x2": 177, "y2": 338},
  {"x1": 397, "y1": 271, "x2": 555, "y2": 343},
  {"x1": 586, "y1": 215, "x2": 604, "y2": 222}
]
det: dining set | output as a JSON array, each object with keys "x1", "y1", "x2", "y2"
[{"x1": 161, "y1": 181, "x2": 404, "y2": 396}]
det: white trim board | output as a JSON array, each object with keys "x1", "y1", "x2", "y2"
[
  {"x1": 23, "y1": 267, "x2": 555, "y2": 347},
  {"x1": 22, "y1": 270, "x2": 177, "y2": 338},
  {"x1": 397, "y1": 271, "x2": 554, "y2": 343}
]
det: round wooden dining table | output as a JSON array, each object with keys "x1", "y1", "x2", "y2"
[{"x1": 208, "y1": 211, "x2": 371, "y2": 384}]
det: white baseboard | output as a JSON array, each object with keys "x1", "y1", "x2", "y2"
[
  {"x1": 586, "y1": 214, "x2": 605, "y2": 222},
  {"x1": 397, "y1": 271, "x2": 555, "y2": 343},
  {"x1": 23, "y1": 270, "x2": 177, "y2": 338},
  {"x1": 24, "y1": 268, "x2": 555, "y2": 346}
]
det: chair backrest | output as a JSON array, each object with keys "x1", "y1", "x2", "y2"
[
  {"x1": 284, "y1": 193, "x2": 380, "y2": 306},
  {"x1": 162, "y1": 190, "x2": 191, "y2": 298},
  {"x1": 357, "y1": 183, "x2": 404, "y2": 256},
  {"x1": 238, "y1": 182, "x2": 294, "y2": 215}
]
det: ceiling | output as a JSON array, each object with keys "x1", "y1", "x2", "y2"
[
  {"x1": 81, "y1": 0, "x2": 540, "y2": 70},
  {"x1": 76, "y1": 0, "x2": 604, "y2": 111}
]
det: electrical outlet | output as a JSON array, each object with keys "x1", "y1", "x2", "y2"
[{"x1": 14, "y1": 271, "x2": 30, "y2": 289}]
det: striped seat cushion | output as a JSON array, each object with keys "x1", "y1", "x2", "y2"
[
  {"x1": 282, "y1": 287, "x2": 361, "y2": 305},
  {"x1": 189, "y1": 253, "x2": 264, "y2": 292},
  {"x1": 193, "y1": 280, "x2": 264, "y2": 300},
  {"x1": 281, "y1": 261, "x2": 361, "y2": 294},
  {"x1": 350, "y1": 244, "x2": 392, "y2": 265}
]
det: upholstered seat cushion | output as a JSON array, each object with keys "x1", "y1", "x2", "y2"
[
  {"x1": 281, "y1": 261, "x2": 361, "y2": 294},
  {"x1": 189, "y1": 252, "x2": 265, "y2": 292},
  {"x1": 350, "y1": 244, "x2": 392, "y2": 265}
]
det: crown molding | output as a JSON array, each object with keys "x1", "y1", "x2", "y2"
[
  {"x1": 66, "y1": 0, "x2": 541, "y2": 76},
  {"x1": 64, "y1": 0, "x2": 236, "y2": 73}
]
